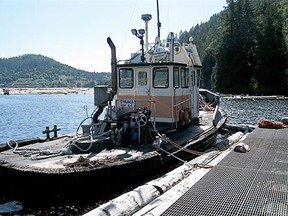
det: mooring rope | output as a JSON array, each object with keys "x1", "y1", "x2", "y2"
[
  {"x1": 158, "y1": 146, "x2": 187, "y2": 163},
  {"x1": 152, "y1": 123, "x2": 204, "y2": 157},
  {"x1": 7, "y1": 140, "x2": 62, "y2": 159},
  {"x1": 7, "y1": 140, "x2": 41, "y2": 156},
  {"x1": 166, "y1": 138, "x2": 204, "y2": 156}
]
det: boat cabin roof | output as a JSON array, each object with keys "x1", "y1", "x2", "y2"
[{"x1": 117, "y1": 62, "x2": 187, "y2": 68}]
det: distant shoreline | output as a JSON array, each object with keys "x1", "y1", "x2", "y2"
[
  {"x1": 221, "y1": 94, "x2": 288, "y2": 100},
  {"x1": 2, "y1": 87, "x2": 93, "y2": 95},
  {"x1": 2, "y1": 88, "x2": 287, "y2": 99}
]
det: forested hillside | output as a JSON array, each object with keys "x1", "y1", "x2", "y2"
[
  {"x1": 0, "y1": 54, "x2": 110, "y2": 88},
  {"x1": 1, "y1": 0, "x2": 287, "y2": 95},
  {"x1": 180, "y1": 0, "x2": 288, "y2": 96}
]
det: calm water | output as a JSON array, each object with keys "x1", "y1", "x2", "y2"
[
  {"x1": 0, "y1": 93, "x2": 288, "y2": 215},
  {"x1": 0, "y1": 91, "x2": 95, "y2": 144},
  {"x1": 221, "y1": 97, "x2": 288, "y2": 125}
]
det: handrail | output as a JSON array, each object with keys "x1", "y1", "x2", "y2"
[{"x1": 173, "y1": 98, "x2": 190, "y2": 108}]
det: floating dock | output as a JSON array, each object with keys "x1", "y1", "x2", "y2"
[
  {"x1": 85, "y1": 127, "x2": 288, "y2": 215},
  {"x1": 143, "y1": 127, "x2": 288, "y2": 215}
]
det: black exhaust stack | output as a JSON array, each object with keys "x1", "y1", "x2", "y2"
[
  {"x1": 107, "y1": 37, "x2": 117, "y2": 95},
  {"x1": 92, "y1": 37, "x2": 117, "y2": 123}
]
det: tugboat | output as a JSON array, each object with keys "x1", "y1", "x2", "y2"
[{"x1": 0, "y1": 4, "x2": 226, "y2": 202}]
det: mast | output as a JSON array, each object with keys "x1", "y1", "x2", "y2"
[
  {"x1": 141, "y1": 14, "x2": 152, "y2": 52},
  {"x1": 156, "y1": 0, "x2": 161, "y2": 38}
]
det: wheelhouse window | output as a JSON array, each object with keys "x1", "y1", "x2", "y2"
[
  {"x1": 153, "y1": 67, "x2": 169, "y2": 88},
  {"x1": 191, "y1": 71, "x2": 196, "y2": 86},
  {"x1": 197, "y1": 69, "x2": 201, "y2": 87},
  {"x1": 119, "y1": 69, "x2": 133, "y2": 88},
  {"x1": 138, "y1": 71, "x2": 147, "y2": 86},
  {"x1": 173, "y1": 67, "x2": 179, "y2": 88},
  {"x1": 181, "y1": 68, "x2": 189, "y2": 88}
]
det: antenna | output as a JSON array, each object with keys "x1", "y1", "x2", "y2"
[
  {"x1": 156, "y1": 0, "x2": 161, "y2": 39},
  {"x1": 141, "y1": 14, "x2": 152, "y2": 52}
]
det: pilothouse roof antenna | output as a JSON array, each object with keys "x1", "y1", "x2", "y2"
[
  {"x1": 141, "y1": 14, "x2": 152, "y2": 52},
  {"x1": 156, "y1": 0, "x2": 161, "y2": 39}
]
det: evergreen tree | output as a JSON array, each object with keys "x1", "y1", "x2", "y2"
[
  {"x1": 214, "y1": 0, "x2": 237, "y2": 93},
  {"x1": 255, "y1": 0, "x2": 288, "y2": 95},
  {"x1": 201, "y1": 48, "x2": 216, "y2": 90},
  {"x1": 214, "y1": 0, "x2": 256, "y2": 94}
]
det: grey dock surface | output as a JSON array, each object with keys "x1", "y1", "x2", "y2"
[{"x1": 161, "y1": 127, "x2": 288, "y2": 215}]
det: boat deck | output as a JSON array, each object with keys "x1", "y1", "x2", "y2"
[
  {"x1": 0, "y1": 109, "x2": 221, "y2": 201},
  {"x1": 0, "y1": 110, "x2": 215, "y2": 171},
  {"x1": 136, "y1": 127, "x2": 288, "y2": 215}
]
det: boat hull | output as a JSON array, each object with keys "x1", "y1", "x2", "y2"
[
  {"x1": 0, "y1": 123, "x2": 223, "y2": 203},
  {"x1": 0, "y1": 89, "x2": 226, "y2": 203}
]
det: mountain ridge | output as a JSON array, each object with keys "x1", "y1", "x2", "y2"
[{"x1": 0, "y1": 54, "x2": 110, "y2": 88}]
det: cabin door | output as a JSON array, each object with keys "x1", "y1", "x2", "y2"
[{"x1": 136, "y1": 69, "x2": 150, "y2": 96}]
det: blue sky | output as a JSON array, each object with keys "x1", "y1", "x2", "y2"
[{"x1": 0, "y1": 0, "x2": 227, "y2": 72}]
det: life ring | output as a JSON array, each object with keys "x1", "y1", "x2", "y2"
[{"x1": 179, "y1": 108, "x2": 192, "y2": 126}]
